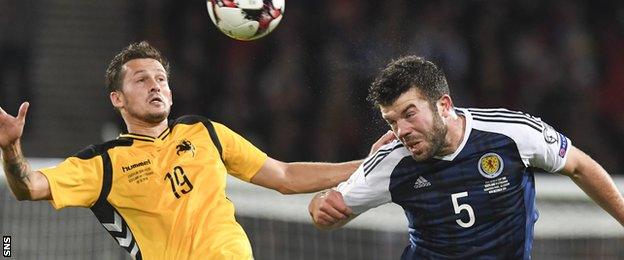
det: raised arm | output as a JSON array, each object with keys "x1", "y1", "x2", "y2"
[
  {"x1": 559, "y1": 146, "x2": 624, "y2": 226},
  {"x1": 0, "y1": 102, "x2": 51, "y2": 201}
]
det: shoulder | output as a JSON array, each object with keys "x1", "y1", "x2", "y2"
[
  {"x1": 73, "y1": 139, "x2": 134, "y2": 160},
  {"x1": 170, "y1": 115, "x2": 227, "y2": 136},
  {"x1": 170, "y1": 115, "x2": 214, "y2": 126},
  {"x1": 465, "y1": 107, "x2": 544, "y2": 134},
  {"x1": 464, "y1": 107, "x2": 546, "y2": 144},
  {"x1": 462, "y1": 107, "x2": 553, "y2": 153},
  {"x1": 363, "y1": 140, "x2": 410, "y2": 177}
]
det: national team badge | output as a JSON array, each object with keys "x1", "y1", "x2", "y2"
[
  {"x1": 176, "y1": 139, "x2": 196, "y2": 157},
  {"x1": 478, "y1": 153, "x2": 504, "y2": 179},
  {"x1": 542, "y1": 123, "x2": 559, "y2": 144}
]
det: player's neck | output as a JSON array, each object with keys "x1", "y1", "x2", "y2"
[
  {"x1": 124, "y1": 118, "x2": 169, "y2": 138},
  {"x1": 443, "y1": 113, "x2": 466, "y2": 155}
]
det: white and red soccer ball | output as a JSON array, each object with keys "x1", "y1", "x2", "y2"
[{"x1": 206, "y1": 0, "x2": 285, "y2": 41}]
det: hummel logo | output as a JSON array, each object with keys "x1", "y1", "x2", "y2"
[
  {"x1": 413, "y1": 176, "x2": 431, "y2": 189},
  {"x1": 121, "y1": 159, "x2": 151, "y2": 173}
]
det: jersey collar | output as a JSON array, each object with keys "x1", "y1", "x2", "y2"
[
  {"x1": 434, "y1": 107, "x2": 472, "y2": 161},
  {"x1": 118, "y1": 127, "x2": 171, "y2": 142}
]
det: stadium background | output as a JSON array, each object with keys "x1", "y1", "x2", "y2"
[{"x1": 0, "y1": 0, "x2": 623, "y2": 259}]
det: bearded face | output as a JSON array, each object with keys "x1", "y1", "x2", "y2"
[{"x1": 380, "y1": 88, "x2": 449, "y2": 161}]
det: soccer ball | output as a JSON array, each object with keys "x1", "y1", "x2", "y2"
[{"x1": 206, "y1": 0, "x2": 285, "y2": 41}]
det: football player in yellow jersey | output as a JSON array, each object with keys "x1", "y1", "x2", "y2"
[{"x1": 0, "y1": 41, "x2": 395, "y2": 260}]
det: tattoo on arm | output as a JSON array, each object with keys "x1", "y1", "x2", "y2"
[
  {"x1": 3, "y1": 155, "x2": 32, "y2": 182},
  {"x1": 1, "y1": 143, "x2": 42, "y2": 200}
]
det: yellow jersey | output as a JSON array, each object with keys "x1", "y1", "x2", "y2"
[{"x1": 40, "y1": 116, "x2": 268, "y2": 260}]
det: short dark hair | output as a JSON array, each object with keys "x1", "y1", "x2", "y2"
[
  {"x1": 367, "y1": 55, "x2": 449, "y2": 107},
  {"x1": 105, "y1": 41, "x2": 170, "y2": 92}
]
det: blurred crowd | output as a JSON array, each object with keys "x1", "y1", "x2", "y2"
[
  {"x1": 0, "y1": 0, "x2": 33, "y2": 121},
  {"x1": 128, "y1": 0, "x2": 624, "y2": 173},
  {"x1": 2, "y1": 0, "x2": 624, "y2": 174}
]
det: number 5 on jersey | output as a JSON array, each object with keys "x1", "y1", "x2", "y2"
[
  {"x1": 164, "y1": 166, "x2": 194, "y2": 199},
  {"x1": 451, "y1": 192, "x2": 475, "y2": 228}
]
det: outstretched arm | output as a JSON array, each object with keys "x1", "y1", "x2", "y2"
[
  {"x1": 250, "y1": 131, "x2": 397, "y2": 194},
  {"x1": 559, "y1": 146, "x2": 624, "y2": 226},
  {"x1": 250, "y1": 158, "x2": 361, "y2": 194},
  {"x1": 0, "y1": 102, "x2": 51, "y2": 201}
]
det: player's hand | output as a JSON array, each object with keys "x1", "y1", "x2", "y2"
[
  {"x1": 369, "y1": 130, "x2": 396, "y2": 156},
  {"x1": 0, "y1": 102, "x2": 29, "y2": 148},
  {"x1": 308, "y1": 189, "x2": 352, "y2": 228}
]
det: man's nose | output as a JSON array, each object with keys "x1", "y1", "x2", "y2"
[
  {"x1": 147, "y1": 78, "x2": 161, "y2": 92},
  {"x1": 395, "y1": 119, "x2": 411, "y2": 138}
]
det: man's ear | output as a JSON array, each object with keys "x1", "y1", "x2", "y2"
[
  {"x1": 110, "y1": 91, "x2": 124, "y2": 109},
  {"x1": 437, "y1": 94, "x2": 454, "y2": 118}
]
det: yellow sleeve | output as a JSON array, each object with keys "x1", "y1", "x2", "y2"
[
  {"x1": 39, "y1": 156, "x2": 104, "y2": 209},
  {"x1": 213, "y1": 122, "x2": 268, "y2": 182}
]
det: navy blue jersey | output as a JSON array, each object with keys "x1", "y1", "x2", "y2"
[{"x1": 337, "y1": 108, "x2": 571, "y2": 259}]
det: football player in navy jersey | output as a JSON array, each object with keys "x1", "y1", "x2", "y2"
[{"x1": 308, "y1": 55, "x2": 624, "y2": 259}]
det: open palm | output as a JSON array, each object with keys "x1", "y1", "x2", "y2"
[{"x1": 0, "y1": 102, "x2": 29, "y2": 148}]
